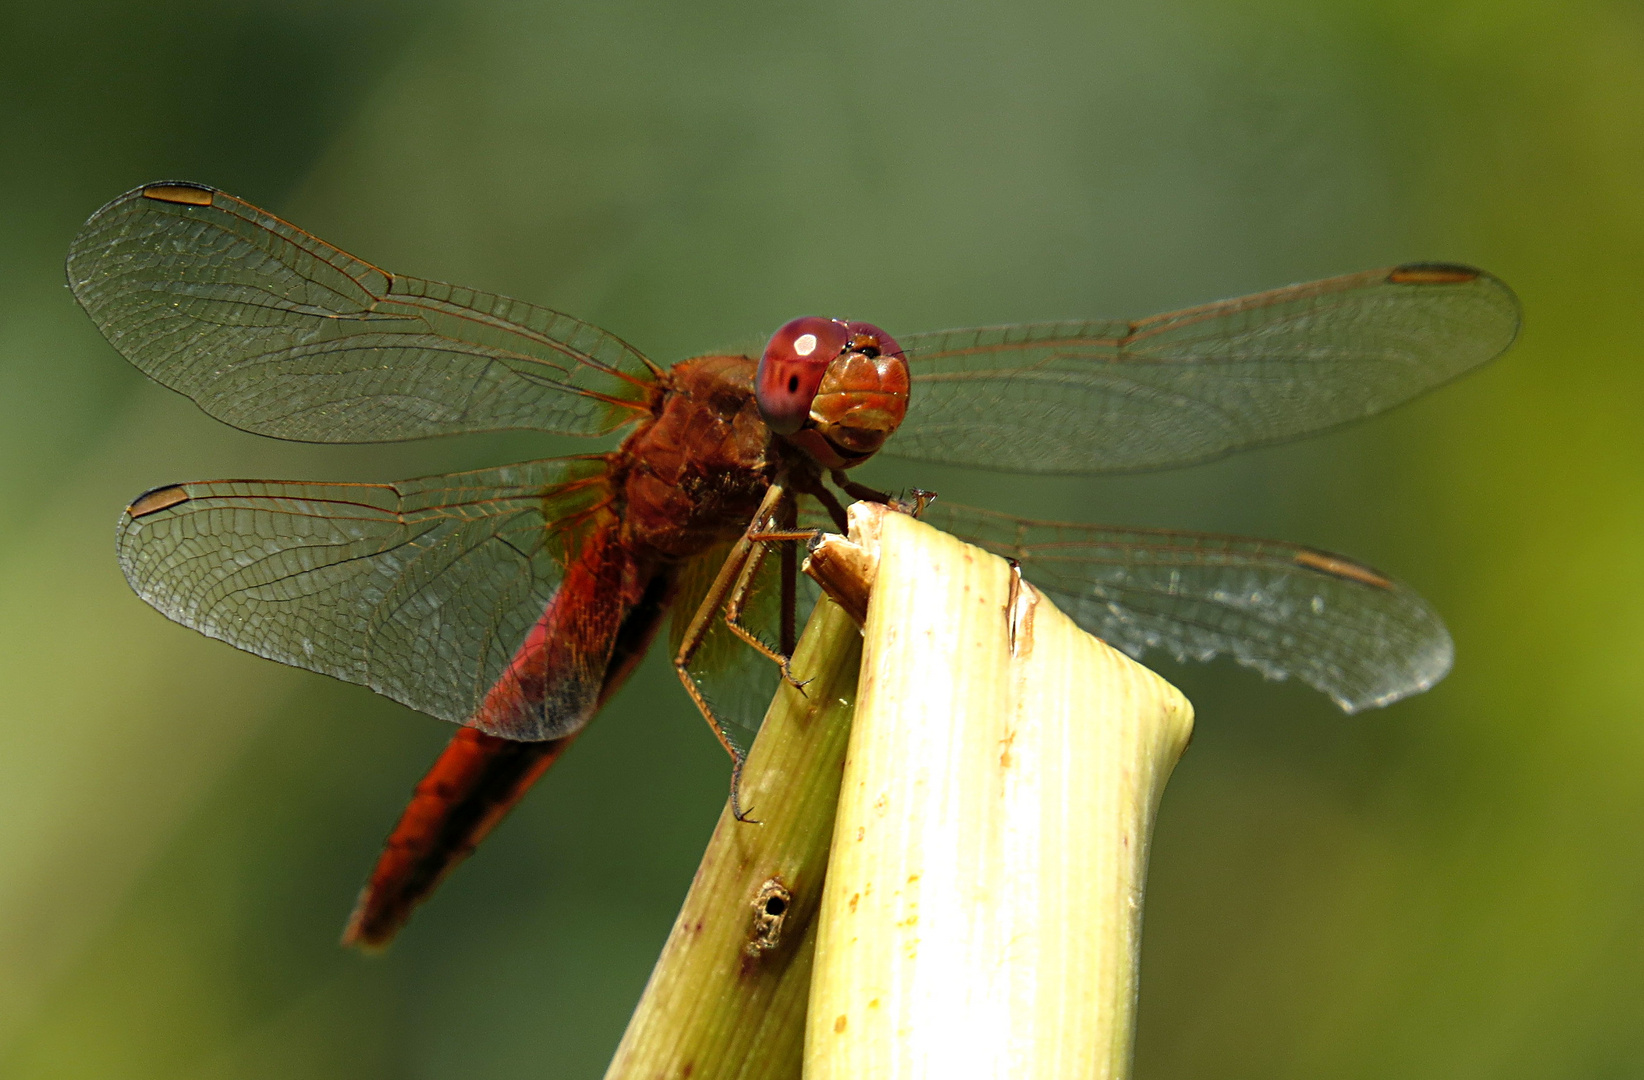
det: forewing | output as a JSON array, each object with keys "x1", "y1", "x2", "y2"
[
  {"x1": 117, "y1": 457, "x2": 616, "y2": 726},
  {"x1": 68, "y1": 183, "x2": 659, "y2": 442},
  {"x1": 892, "y1": 265, "x2": 1520, "y2": 473},
  {"x1": 926, "y1": 501, "x2": 1452, "y2": 712}
]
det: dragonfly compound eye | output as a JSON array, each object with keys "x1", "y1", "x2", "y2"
[
  {"x1": 777, "y1": 319, "x2": 911, "y2": 470},
  {"x1": 756, "y1": 316, "x2": 851, "y2": 435}
]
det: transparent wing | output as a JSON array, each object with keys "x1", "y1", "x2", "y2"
[
  {"x1": 117, "y1": 457, "x2": 617, "y2": 726},
  {"x1": 892, "y1": 265, "x2": 1520, "y2": 474},
  {"x1": 926, "y1": 501, "x2": 1452, "y2": 712},
  {"x1": 69, "y1": 182, "x2": 659, "y2": 442}
]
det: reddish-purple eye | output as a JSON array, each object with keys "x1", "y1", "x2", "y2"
[{"x1": 756, "y1": 316, "x2": 850, "y2": 434}]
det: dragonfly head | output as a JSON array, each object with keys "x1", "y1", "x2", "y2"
[{"x1": 756, "y1": 316, "x2": 909, "y2": 470}]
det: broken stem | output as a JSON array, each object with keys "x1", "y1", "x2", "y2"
[{"x1": 805, "y1": 505, "x2": 1195, "y2": 1079}]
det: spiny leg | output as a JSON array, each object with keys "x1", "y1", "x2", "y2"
[
  {"x1": 723, "y1": 524, "x2": 822, "y2": 693},
  {"x1": 779, "y1": 491, "x2": 798, "y2": 658},
  {"x1": 797, "y1": 472, "x2": 850, "y2": 531},
  {"x1": 672, "y1": 482, "x2": 795, "y2": 823},
  {"x1": 829, "y1": 469, "x2": 891, "y2": 505},
  {"x1": 827, "y1": 469, "x2": 936, "y2": 517}
]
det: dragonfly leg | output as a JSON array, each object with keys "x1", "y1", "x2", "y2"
[
  {"x1": 798, "y1": 475, "x2": 850, "y2": 531},
  {"x1": 829, "y1": 469, "x2": 891, "y2": 505},
  {"x1": 900, "y1": 488, "x2": 938, "y2": 516},
  {"x1": 672, "y1": 656, "x2": 761, "y2": 823},
  {"x1": 672, "y1": 482, "x2": 794, "y2": 823},
  {"x1": 779, "y1": 495, "x2": 798, "y2": 658},
  {"x1": 673, "y1": 565, "x2": 762, "y2": 822},
  {"x1": 827, "y1": 470, "x2": 936, "y2": 517},
  {"x1": 724, "y1": 522, "x2": 826, "y2": 693}
]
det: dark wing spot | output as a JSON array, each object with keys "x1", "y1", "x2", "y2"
[
  {"x1": 1292, "y1": 549, "x2": 1393, "y2": 589},
  {"x1": 127, "y1": 485, "x2": 191, "y2": 517},
  {"x1": 1388, "y1": 263, "x2": 1480, "y2": 285},
  {"x1": 141, "y1": 183, "x2": 214, "y2": 206}
]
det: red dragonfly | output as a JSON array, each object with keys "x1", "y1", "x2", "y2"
[{"x1": 68, "y1": 182, "x2": 1519, "y2": 949}]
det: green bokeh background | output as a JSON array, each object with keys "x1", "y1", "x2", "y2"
[{"x1": 2, "y1": 1, "x2": 1640, "y2": 1076}]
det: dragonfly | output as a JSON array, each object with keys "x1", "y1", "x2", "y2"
[{"x1": 68, "y1": 182, "x2": 1520, "y2": 949}]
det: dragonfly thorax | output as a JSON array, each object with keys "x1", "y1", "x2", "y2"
[{"x1": 618, "y1": 355, "x2": 776, "y2": 560}]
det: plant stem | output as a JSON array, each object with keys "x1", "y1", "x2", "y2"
[
  {"x1": 603, "y1": 594, "x2": 862, "y2": 1080},
  {"x1": 805, "y1": 507, "x2": 1194, "y2": 1079}
]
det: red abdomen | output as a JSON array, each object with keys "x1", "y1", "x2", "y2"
[
  {"x1": 343, "y1": 519, "x2": 677, "y2": 949},
  {"x1": 344, "y1": 355, "x2": 777, "y2": 948}
]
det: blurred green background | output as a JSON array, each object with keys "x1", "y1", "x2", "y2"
[{"x1": 2, "y1": 0, "x2": 1640, "y2": 1076}]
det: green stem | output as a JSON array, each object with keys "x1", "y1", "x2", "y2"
[{"x1": 603, "y1": 595, "x2": 861, "y2": 1080}]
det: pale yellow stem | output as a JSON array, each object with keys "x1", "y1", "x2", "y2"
[{"x1": 805, "y1": 506, "x2": 1194, "y2": 1080}]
